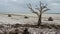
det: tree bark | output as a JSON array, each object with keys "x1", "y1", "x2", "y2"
[{"x1": 37, "y1": 14, "x2": 42, "y2": 27}]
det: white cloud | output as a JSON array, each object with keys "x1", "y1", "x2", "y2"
[
  {"x1": 51, "y1": 3, "x2": 60, "y2": 5},
  {"x1": 9, "y1": 0, "x2": 16, "y2": 1},
  {"x1": 12, "y1": 0, "x2": 16, "y2": 2},
  {"x1": 0, "y1": 0, "x2": 60, "y2": 13}
]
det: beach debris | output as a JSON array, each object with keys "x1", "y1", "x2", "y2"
[
  {"x1": 13, "y1": 23, "x2": 21, "y2": 28},
  {"x1": 24, "y1": 16, "x2": 29, "y2": 19},
  {"x1": 48, "y1": 17, "x2": 53, "y2": 21},
  {"x1": 22, "y1": 28, "x2": 30, "y2": 34},
  {"x1": 15, "y1": 29, "x2": 19, "y2": 34},
  {"x1": 8, "y1": 14, "x2": 11, "y2": 17},
  {"x1": 0, "y1": 30, "x2": 4, "y2": 34}
]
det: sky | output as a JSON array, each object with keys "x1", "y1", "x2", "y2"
[{"x1": 0, "y1": 0, "x2": 60, "y2": 14}]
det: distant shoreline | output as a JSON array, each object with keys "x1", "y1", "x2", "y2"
[
  {"x1": 45, "y1": 13, "x2": 60, "y2": 14},
  {"x1": 0, "y1": 13, "x2": 60, "y2": 15}
]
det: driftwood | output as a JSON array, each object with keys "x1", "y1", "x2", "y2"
[{"x1": 10, "y1": 24, "x2": 60, "y2": 29}]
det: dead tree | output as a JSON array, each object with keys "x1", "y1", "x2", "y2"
[{"x1": 27, "y1": 1, "x2": 50, "y2": 27}]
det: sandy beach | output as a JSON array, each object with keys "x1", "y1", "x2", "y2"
[
  {"x1": 0, "y1": 13, "x2": 60, "y2": 34},
  {"x1": 0, "y1": 13, "x2": 60, "y2": 25}
]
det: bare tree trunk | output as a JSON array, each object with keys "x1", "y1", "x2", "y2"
[
  {"x1": 27, "y1": 1, "x2": 50, "y2": 27},
  {"x1": 37, "y1": 14, "x2": 42, "y2": 27}
]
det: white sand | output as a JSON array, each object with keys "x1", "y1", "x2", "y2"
[
  {"x1": 0, "y1": 13, "x2": 60, "y2": 34},
  {"x1": 0, "y1": 13, "x2": 60, "y2": 25}
]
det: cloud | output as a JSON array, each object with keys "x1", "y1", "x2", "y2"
[
  {"x1": 0, "y1": 0, "x2": 60, "y2": 13},
  {"x1": 12, "y1": 0, "x2": 16, "y2": 1},
  {"x1": 51, "y1": 3, "x2": 60, "y2": 5},
  {"x1": 51, "y1": 0, "x2": 60, "y2": 3}
]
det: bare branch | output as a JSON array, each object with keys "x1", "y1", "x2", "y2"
[
  {"x1": 27, "y1": 1, "x2": 50, "y2": 26},
  {"x1": 42, "y1": 8, "x2": 50, "y2": 13},
  {"x1": 35, "y1": 7, "x2": 40, "y2": 11},
  {"x1": 27, "y1": 3, "x2": 32, "y2": 9},
  {"x1": 39, "y1": 1, "x2": 43, "y2": 13},
  {"x1": 35, "y1": 1, "x2": 47, "y2": 13},
  {"x1": 27, "y1": 3, "x2": 39, "y2": 17},
  {"x1": 33, "y1": 12, "x2": 39, "y2": 17},
  {"x1": 41, "y1": 4, "x2": 47, "y2": 9}
]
